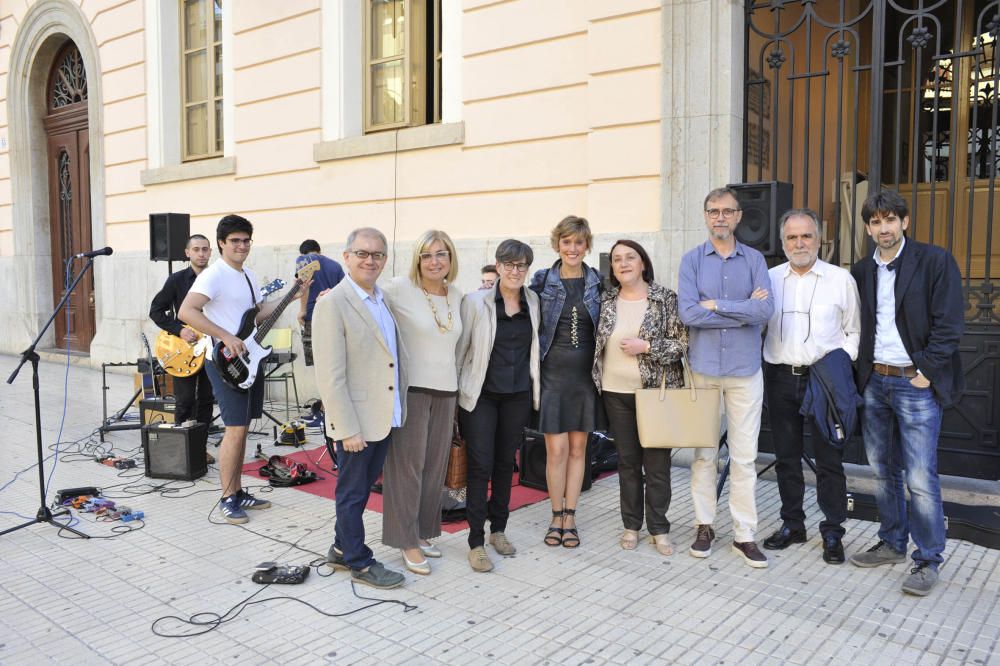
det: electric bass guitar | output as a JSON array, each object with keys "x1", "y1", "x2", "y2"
[
  {"x1": 155, "y1": 278, "x2": 286, "y2": 378},
  {"x1": 212, "y1": 261, "x2": 320, "y2": 391}
]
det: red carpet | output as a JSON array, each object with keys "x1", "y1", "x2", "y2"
[{"x1": 242, "y1": 444, "x2": 551, "y2": 533}]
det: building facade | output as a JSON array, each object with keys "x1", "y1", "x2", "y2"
[
  {"x1": 0, "y1": 0, "x2": 743, "y2": 364},
  {"x1": 2, "y1": 0, "x2": 996, "y2": 478}
]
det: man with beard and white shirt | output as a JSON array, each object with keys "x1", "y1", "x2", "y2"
[{"x1": 761, "y1": 208, "x2": 860, "y2": 564}]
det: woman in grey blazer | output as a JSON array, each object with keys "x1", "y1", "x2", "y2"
[{"x1": 455, "y1": 239, "x2": 541, "y2": 573}]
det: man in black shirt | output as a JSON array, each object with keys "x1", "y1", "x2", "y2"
[{"x1": 149, "y1": 234, "x2": 215, "y2": 427}]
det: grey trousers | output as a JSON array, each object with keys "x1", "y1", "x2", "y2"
[{"x1": 381, "y1": 390, "x2": 457, "y2": 549}]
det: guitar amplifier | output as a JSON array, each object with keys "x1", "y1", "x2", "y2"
[
  {"x1": 142, "y1": 423, "x2": 208, "y2": 480},
  {"x1": 134, "y1": 372, "x2": 174, "y2": 400},
  {"x1": 140, "y1": 397, "x2": 176, "y2": 425}
]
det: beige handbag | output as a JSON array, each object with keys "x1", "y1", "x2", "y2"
[{"x1": 635, "y1": 356, "x2": 721, "y2": 448}]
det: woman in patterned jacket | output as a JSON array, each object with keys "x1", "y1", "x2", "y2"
[{"x1": 592, "y1": 239, "x2": 688, "y2": 555}]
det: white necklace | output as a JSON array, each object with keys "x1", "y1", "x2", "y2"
[{"x1": 420, "y1": 280, "x2": 453, "y2": 333}]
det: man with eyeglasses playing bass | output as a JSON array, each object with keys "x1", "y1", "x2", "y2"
[
  {"x1": 180, "y1": 215, "x2": 283, "y2": 525},
  {"x1": 760, "y1": 208, "x2": 861, "y2": 565}
]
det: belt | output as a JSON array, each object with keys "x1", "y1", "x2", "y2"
[
  {"x1": 771, "y1": 363, "x2": 810, "y2": 376},
  {"x1": 873, "y1": 362, "x2": 917, "y2": 378}
]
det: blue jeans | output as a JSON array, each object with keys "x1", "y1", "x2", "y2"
[
  {"x1": 333, "y1": 434, "x2": 391, "y2": 570},
  {"x1": 862, "y1": 374, "x2": 945, "y2": 569}
]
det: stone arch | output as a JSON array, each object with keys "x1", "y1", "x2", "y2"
[{"x1": 7, "y1": 0, "x2": 105, "y2": 350}]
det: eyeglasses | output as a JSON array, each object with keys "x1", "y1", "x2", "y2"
[
  {"x1": 705, "y1": 208, "x2": 741, "y2": 219},
  {"x1": 780, "y1": 274, "x2": 820, "y2": 343},
  {"x1": 226, "y1": 237, "x2": 253, "y2": 246},
  {"x1": 348, "y1": 249, "x2": 387, "y2": 262},
  {"x1": 500, "y1": 261, "x2": 530, "y2": 273},
  {"x1": 419, "y1": 250, "x2": 451, "y2": 262}
]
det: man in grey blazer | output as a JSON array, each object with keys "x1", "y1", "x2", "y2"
[{"x1": 313, "y1": 227, "x2": 408, "y2": 590}]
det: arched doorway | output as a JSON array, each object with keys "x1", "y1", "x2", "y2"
[{"x1": 43, "y1": 40, "x2": 95, "y2": 352}]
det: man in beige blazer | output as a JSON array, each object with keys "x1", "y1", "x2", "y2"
[{"x1": 313, "y1": 227, "x2": 408, "y2": 590}]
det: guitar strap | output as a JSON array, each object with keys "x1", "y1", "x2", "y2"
[{"x1": 243, "y1": 272, "x2": 258, "y2": 310}]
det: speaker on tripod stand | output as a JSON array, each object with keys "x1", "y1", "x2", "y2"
[{"x1": 149, "y1": 213, "x2": 190, "y2": 262}]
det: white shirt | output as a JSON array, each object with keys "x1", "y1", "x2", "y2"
[
  {"x1": 763, "y1": 258, "x2": 861, "y2": 366},
  {"x1": 872, "y1": 238, "x2": 912, "y2": 366},
  {"x1": 344, "y1": 275, "x2": 402, "y2": 427},
  {"x1": 383, "y1": 276, "x2": 463, "y2": 392},
  {"x1": 189, "y1": 259, "x2": 261, "y2": 338}
]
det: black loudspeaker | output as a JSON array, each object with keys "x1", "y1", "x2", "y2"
[
  {"x1": 140, "y1": 397, "x2": 176, "y2": 425},
  {"x1": 142, "y1": 423, "x2": 207, "y2": 480},
  {"x1": 149, "y1": 212, "x2": 190, "y2": 261},
  {"x1": 727, "y1": 181, "x2": 793, "y2": 256},
  {"x1": 518, "y1": 429, "x2": 593, "y2": 492},
  {"x1": 598, "y1": 252, "x2": 612, "y2": 291}
]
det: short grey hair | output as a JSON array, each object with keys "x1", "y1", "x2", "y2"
[
  {"x1": 778, "y1": 208, "x2": 822, "y2": 238},
  {"x1": 346, "y1": 227, "x2": 388, "y2": 252},
  {"x1": 495, "y1": 239, "x2": 533, "y2": 265},
  {"x1": 703, "y1": 186, "x2": 741, "y2": 210}
]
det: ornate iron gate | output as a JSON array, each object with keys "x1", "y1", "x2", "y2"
[{"x1": 745, "y1": 0, "x2": 1000, "y2": 479}]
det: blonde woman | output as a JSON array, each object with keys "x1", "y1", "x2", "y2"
[
  {"x1": 592, "y1": 240, "x2": 687, "y2": 555},
  {"x1": 530, "y1": 216, "x2": 604, "y2": 548},
  {"x1": 381, "y1": 230, "x2": 463, "y2": 575}
]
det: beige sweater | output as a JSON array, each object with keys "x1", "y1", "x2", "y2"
[{"x1": 383, "y1": 276, "x2": 463, "y2": 391}]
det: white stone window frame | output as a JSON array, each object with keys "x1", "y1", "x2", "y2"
[
  {"x1": 141, "y1": 0, "x2": 236, "y2": 185},
  {"x1": 315, "y1": 0, "x2": 463, "y2": 162}
]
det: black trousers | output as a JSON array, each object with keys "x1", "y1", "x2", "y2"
[
  {"x1": 172, "y1": 369, "x2": 214, "y2": 427},
  {"x1": 764, "y1": 362, "x2": 846, "y2": 538},
  {"x1": 459, "y1": 390, "x2": 531, "y2": 549},
  {"x1": 603, "y1": 392, "x2": 672, "y2": 535}
]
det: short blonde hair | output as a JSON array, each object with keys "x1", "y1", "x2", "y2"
[
  {"x1": 550, "y1": 215, "x2": 592, "y2": 252},
  {"x1": 409, "y1": 229, "x2": 459, "y2": 284}
]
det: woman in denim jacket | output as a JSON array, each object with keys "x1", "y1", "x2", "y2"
[{"x1": 529, "y1": 215, "x2": 604, "y2": 548}]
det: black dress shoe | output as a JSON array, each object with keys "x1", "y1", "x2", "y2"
[
  {"x1": 822, "y1": 535, "x2": 845, "y2": 564},
  {"x1": 762, "y1": 526, "x2": 807, "y2": 550}
]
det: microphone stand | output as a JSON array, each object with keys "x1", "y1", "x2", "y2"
[{"x1": 2, "y1": 257, "x2": 96, "y2": 538}]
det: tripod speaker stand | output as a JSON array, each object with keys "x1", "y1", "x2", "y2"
[
  {"x1": 1, "y1": 255, "x2": 105, "y2": 538},
  {"x1": 715, "y1": 431, "x2": 818, "y2": 499}
]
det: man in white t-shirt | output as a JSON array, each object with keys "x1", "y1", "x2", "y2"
[{"x1": 179, "y1": 215, "x2": 281, "y2": 525}]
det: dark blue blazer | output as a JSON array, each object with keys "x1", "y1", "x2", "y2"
[
  {"x1": 800, "y1": 348, "x2": 863, "y2": 448},
  {"x1": 850, "y1": 238, "x2": 965, "y2": 407}
]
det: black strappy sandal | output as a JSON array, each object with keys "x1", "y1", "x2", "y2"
[
  {"x1": 544, "y1": 510, "x2": 564, "y2": 547},
  {"x1": 562, "y1": 508, "x2": 580, "y2": 548}
]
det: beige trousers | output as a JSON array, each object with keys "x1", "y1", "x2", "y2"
[{"x1": 689, "y1": 369, "x2": 763, "y2": 542}]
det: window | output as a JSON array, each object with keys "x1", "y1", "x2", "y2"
[
  {"x1": 181, "y1": 0, "x2": 223, "y2": 160},
  {"x1": 363, "y1": 0, "x2": 441, "y2": 133}
]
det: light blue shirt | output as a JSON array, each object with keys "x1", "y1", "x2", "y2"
[
  {"x1": 678, "y1": 240, "x2": 775, "y2": 377},
  {"x1": 344, "y1": 275, "x2": 402, "y2": 427},
  {"x1": 873, "y1": 237, "x2": 912, "y2": 366}
]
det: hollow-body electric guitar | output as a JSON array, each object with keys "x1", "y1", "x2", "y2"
[
  {"x1": 212, "y1": 261, "x2": 319, "y2": 391},
  {"x1": 155, "y1": 278, "x2": 286, "y2": 378}
]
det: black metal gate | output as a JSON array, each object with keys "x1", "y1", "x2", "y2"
[{"x1": 745, "y1": 0, "x2": 1000, "y2": 479}]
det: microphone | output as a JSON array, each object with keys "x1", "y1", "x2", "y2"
[{"x1": 74, "y1": 247, "x2": 114, "y2": 259}]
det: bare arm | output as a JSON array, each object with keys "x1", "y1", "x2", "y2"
[{"x1": 179, "y1": 292, "x2": 246, "y2": 358}]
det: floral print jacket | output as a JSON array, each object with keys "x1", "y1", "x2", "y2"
[{"x1": 591, "y1": 281, "x2": 689, "y2": 391}]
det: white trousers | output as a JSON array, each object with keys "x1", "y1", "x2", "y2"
[{"x1": 689, "y1": 369, "x2": 763, "y2": 542}]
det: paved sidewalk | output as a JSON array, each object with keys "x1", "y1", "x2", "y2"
[{"x1": 0, "y1": 354, "x2": 998, "y2": 665}]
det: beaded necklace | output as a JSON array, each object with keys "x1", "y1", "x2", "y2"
[{"x1": 420, "y1": 280, "x2": 454, "y2": 333}]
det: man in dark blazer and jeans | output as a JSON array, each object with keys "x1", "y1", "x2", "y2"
[{"x1": 848, "y1": 189, "x2": 964, "y2": 596}]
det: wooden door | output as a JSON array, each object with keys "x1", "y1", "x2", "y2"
[{"x1": 44, "y1": 41, "x2": 94, "y2": 352}]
